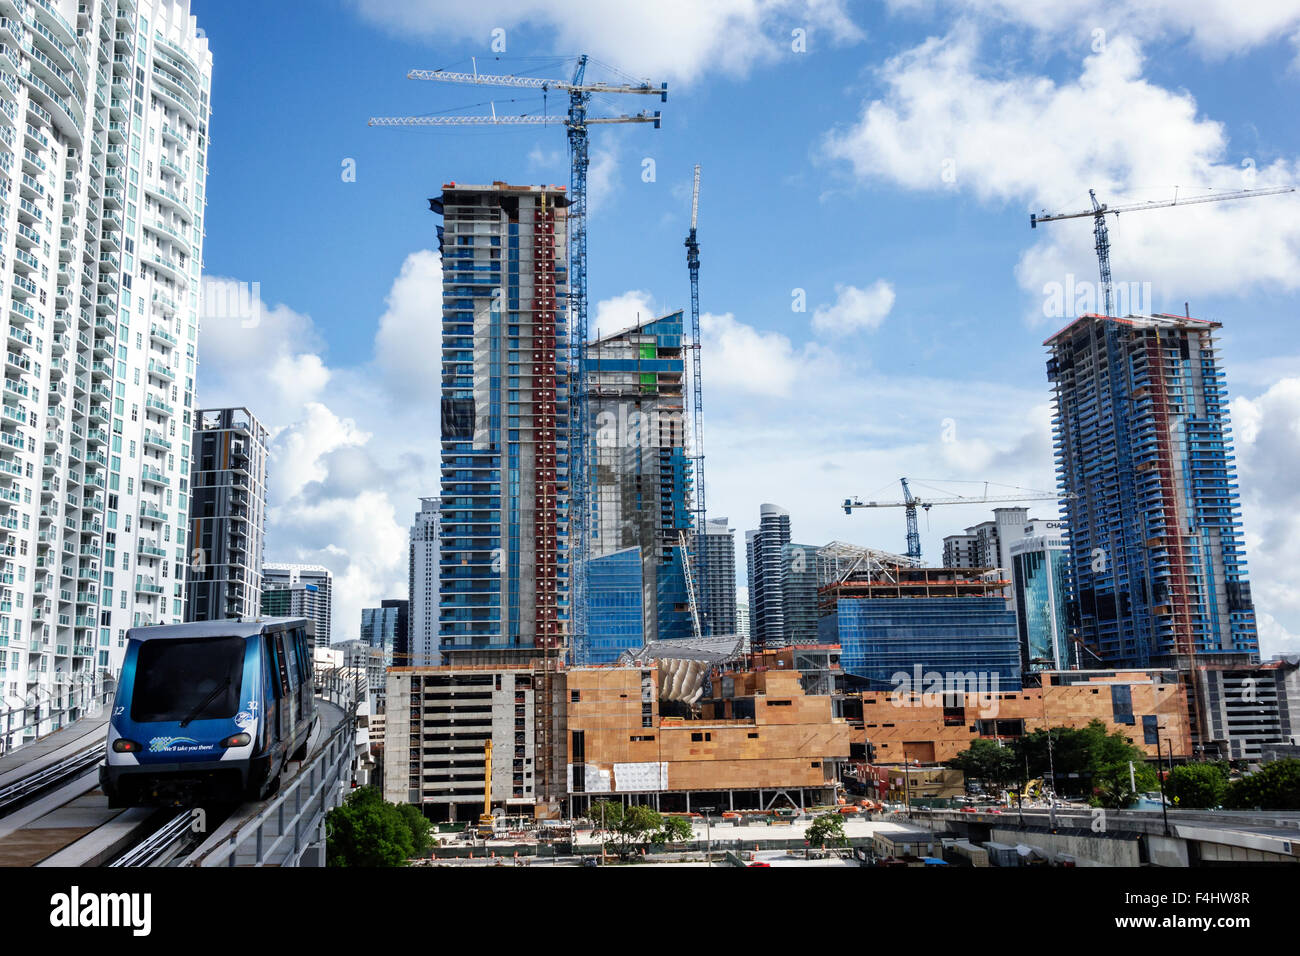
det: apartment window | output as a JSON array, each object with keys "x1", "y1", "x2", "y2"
[{"x1": 690, "y1": 732, "x2": 711, "y2": 743}]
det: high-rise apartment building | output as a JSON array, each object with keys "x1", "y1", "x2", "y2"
[
  {"x1": 263, "y1": 564, "x2": 332, "y2": 646},
  {"x1": 781, "y1": 541, "x2": 821, "y2": 646},
  {"x1": 185, "y1": 407, "x2": 267, "y2": 621},
  {"x1": 408, "y1": 496, "x2": 440, "y2": 665},
  {"x1": 0, "y1": 0, "x2": 212, "y2": 743},
  {"x1": 260, "y1": 581, "x2": 320, "y2": 642},
  {"x1": 735, "y1": 586, "x2": 750, "y2": 641},
  {"x1": 1046, "y1": 313, "x2": 1258, "y2": 668},
  {"x1": 433, "y1": 182, "x2": 569, "y2": 664},
  {"x1": 698, "y1": 516, "x2": 736, "y2": 636},
  {"x1": 586, "y1": 309, "x2": 693, "y2": 661},
  {"x1": 745, "y1": 503, "x2": 790, "y2": 651}
]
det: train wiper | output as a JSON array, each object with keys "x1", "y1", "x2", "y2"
[{"x1": 179, "y1": 676, "x2": 231, "y2": 728}]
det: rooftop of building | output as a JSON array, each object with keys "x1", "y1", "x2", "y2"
[{"x1": 1043, "y1": 311, "x2": 1221, "y2": 347}]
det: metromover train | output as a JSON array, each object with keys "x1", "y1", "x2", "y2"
[{"x1": 101, "y1": 618, "x2": 318, "y2": 807}]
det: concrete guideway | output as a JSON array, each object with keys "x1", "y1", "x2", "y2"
[
  {"x1": 182, "y1": 700, "x2": 352, "y2": 867},
  {"x1": 0, "y1": 713, "x2": 109, "y2": 794}
]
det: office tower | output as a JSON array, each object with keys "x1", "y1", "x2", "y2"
[
  {"x1": 408, "y1": 497, "x2": 440, "y2": 665},
  {"x1": 586, "y1": 546, "x2": 643, "y2": 664},
  {"x1": 1010, "y1": 533, "x2": 1071, "y2": 671},
  {"x1": 819, "y1": 566, "x2": 1021, "y2": 690},
  {"x1": 185, "y1": 407, "x2": 267, "y2": 621},
  {"x1": 263, "y1": 564, "x2": 332, "y2": 646},
  {"x1": 586, "y1": 309, "x2": 693, "y2": 662},
  {"x1": 735, "y1": 586, "x2": 750, "y2": 641},
  {"x1": 0, "y1": 0, "x2": 212, "y2": 743},
  {"x1": 781, "y1": 542, "x2": 821, "y2": 646},
  {"x1": 745, "y1": 503, "x2": 790, "y2": 651},
  {"x1": 698, "y1": 516, "x2": 736, "y2": 636},
  {"x1": 360, "y1": 603, "x2": 401, "y2": 669},
  {"x1": 1046, "y1": 313, "x2": 1258, "y2": 668},
  {"x1": 433, "y1": 182, "x2": 569, "y2": 664}
]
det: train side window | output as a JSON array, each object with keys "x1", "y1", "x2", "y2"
[
  {"x1": 271, "y1": 633, "x2": 290, "y2": 698},
  {"x1": 292, "y1": 627, "x2": 309, "y2": 681}
]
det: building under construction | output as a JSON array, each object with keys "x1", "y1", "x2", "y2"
[
  {"x1": 818, "y1": 563, "x2": 1022, "y2": 690},
  {"x1": 1045, "y1": 313, "x2": 1258, "y2": 670},
  {"x1": 382, "y1": 640, "x2": 851, "y2": 819},
  {"x1": 584, "y1": 310, "x2": 695, "y2": 663},
  {"x1": 433, "y1": 182, "x2": 570, "y2": 665}
]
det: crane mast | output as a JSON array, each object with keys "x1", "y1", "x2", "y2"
[{"x1": 685, "y1": 165, "x2": 706, "y2": 632}]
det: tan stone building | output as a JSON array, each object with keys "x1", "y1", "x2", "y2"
[{"x1": 849, "y1": 668, "x2": 1192, "y2": 765}]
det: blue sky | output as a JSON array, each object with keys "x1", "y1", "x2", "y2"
[{"x1": 189, "y1": 0, "x2": 1300, "y2": 655}]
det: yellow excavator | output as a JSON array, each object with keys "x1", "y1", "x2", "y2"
[{"x1": 476, "y1": 739, "x2": 496, "y2": 840}]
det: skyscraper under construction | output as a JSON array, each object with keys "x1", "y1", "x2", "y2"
[
  {"x1": 433, "y1": 183, "x2": 570, "y2": 663},
  {"x1": 584, "y1": 310, "x2": 694, "y2": 663},
  {"x1": 1045, "y1": 313, "x2": 1258, "y2": 669}
]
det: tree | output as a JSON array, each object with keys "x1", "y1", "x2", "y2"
[
  {"x1": 397, "y1": 802, "x2": 433, "y2": 856},
  {"x1": 1223, "y1": 759, "x2": 1300, "y2": 810},
  {"x1": 805, "y1": 811, "x2": 847, "y2": 848},
  {"x1": 586, "y1": 800, "x2": 671, "y2": 859},
  {"x1": 946, "y1": 739, "x2": 1018, "y2": 789},
  {"x1": 1166, "y1": 763, "x2": 1228, "y2": 809},
  {"x1": 326, "y1": 786, "x2": 415, "y2": 867},
  {"x1": 657, "y1": 815, "x2": 693, "y2": 845}
]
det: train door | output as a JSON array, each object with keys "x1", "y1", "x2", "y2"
[{"x1": 274, "y1": 630, "x2": 294, "y2": 743}]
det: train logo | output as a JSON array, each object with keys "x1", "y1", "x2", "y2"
[{"x1": 148, "y1": 736, "x2": 203, "y2": 753}]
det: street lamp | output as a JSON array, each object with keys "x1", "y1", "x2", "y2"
[
  {"x1": 698, "y1": 806, "x2": 716, "y2": 866},
  {"x1": 1156, "y1": 737, "x2": 1173, "y2": 837}
]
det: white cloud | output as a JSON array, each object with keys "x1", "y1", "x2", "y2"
[
  {"x1": 197, "y1": 253, "x2": 445, "y2": 643},
  {"x1": 700, "y1": 311, "x2": 819, "y2": 398},
  {"x1": 823, "y1": 27, "x2": 1300, "y2": 315},
  {"x1": 593, "y1": 289, "x2": 660, "y2": 338},
  {"x1": 1232, "y1": 378, "x2": 1300, "y2": 658},
  {"x1": 372, "y1": 249, "x2": 444, "y2": 402},
  {"x1": 885, "y1": 0, "x2": 1300, "y2": 58},
  {"x1": 811, "y1": 280, "x2": 896, "y2": 334},
  {"x1": 587, "y1": 145, "x2": 620, "y2": 213},
  {"x1": 350, "y1": 0, "x2": 864, "y2": 85}
]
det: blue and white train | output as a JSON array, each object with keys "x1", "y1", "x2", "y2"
[{"x1": 101, "y1": 618, "x2": 318, "y2": 807}]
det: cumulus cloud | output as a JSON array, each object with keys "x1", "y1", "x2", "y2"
[
  {"x1": 372, "y1": 249, "x2": 444, "y2": 402},
  {"x1": 350, "y1": 0, "x2": 864, "y2": 85},
  {"x1": 885, "y1": 0, "x2": 1300, "y2": 58},
  {"x1": 197, "y1": 253, "x2": 445, "y2": 644},
  {"x1": 700, "y1": 311, "x2": 819, "y2": 398},
  {"x1": 1231, "y1": 378, "x2": 1300, "y2": 658},
  {"x1": 593, "y1": 289, "x2": 660, "y2": 338},
  {"x1": 824, "y1": 27, "x2": 1300, "y2": 316},
  {"x1": 811, "y1": 280, "x2": 896, "y2": 334}
]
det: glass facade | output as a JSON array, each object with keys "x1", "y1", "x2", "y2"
[
  {"x1": 1012, "y1": 539, "x2": 1072, "y2": 671},
  {"x1": 781, "y1": 542, "x2": 820, "y2": 645},
  {"x1": 361, "y1": 605, "x2": 401, "y2": 668},
  {"x1": 587, "y1": 548, "x2": 644, "y2": 664},
  {"x1": 822, "y1": 597, "x2": 1022, "y2": 690}
]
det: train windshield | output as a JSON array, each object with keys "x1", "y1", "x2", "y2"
[{"x1": 130, "y1": 635, "x2": 245, "y2": 724}]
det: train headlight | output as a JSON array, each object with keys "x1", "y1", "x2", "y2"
[
  {"x1": 220, "y1": 732, "x2": 251, "y2": 748},
  {"x1": 112, "y1": 739, "x2": 142, "y2": 753}
]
